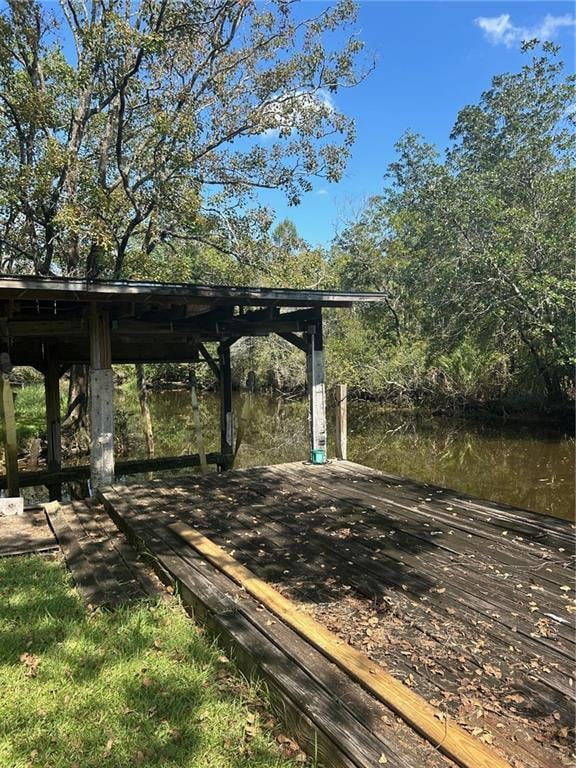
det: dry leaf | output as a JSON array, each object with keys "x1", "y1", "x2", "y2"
[
  {"x1": 19, "y1": 653, "x2": 40, "y2": 677},
  {"x1": 483, "y1": 664, "x2": 502, "y2": 680}
]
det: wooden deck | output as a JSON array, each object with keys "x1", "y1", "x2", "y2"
[
  {"x1": 97, "y1": 460, "x2": 575, "y2": 768},
  {"x1": 0, "y1": 509, "x2": 58, "y2": 557},
  {"x1": 44, "y1": 498, "x2": 161, "y2": 607}
]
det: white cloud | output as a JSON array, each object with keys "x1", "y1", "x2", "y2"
[
  {"x1": 475, "y1": 13, "x2": 575, "y2": 47},
  {"x1": 316, "y1": 188, "x2": 328, "y2": 196},
  {"x1": 258, "y1": 89, "x2": 335, "y2": 141}
]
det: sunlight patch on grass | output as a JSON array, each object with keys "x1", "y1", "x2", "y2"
[{"x1": 0, "y1": 555, "x2": 304, "y2": 768}]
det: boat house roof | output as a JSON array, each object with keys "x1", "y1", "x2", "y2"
[{"x1": 0, "y1": 276, "x2": 387, "y2": 368}]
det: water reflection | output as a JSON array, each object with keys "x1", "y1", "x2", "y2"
[
  {"x1": 115, "y1": 389, "x2": 574, "y2": 520},
  {"x1": 343, "y1": 404, "x2": 574, "y2": 520}
]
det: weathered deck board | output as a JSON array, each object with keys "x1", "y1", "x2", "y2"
[
  {"x1": 150, "y1": 465, "x2": 575, "y2": 665},
  {"x1": 45, "y1": 499, "x2": 160, "y2": 607},
  {"x1": 101, "y1": 461, "x2": 575, "y2": 768},
  {"x1": 145, "y1": 470, "x2": 573, "y2": 706},
  {"x1": 99, "y1": 484, "x2": 450, "y2": 768},
  {"x1": 143, "y1": 467, "x2": 574, "y2": 735},
  {"x1": 0, "y1": 510, "x2": 58, "y2": 557}
]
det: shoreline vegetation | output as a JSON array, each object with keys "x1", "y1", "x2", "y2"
[
  {"x1": 11, "y1": 360, "x2": 575, "y2": 456},
  {"x1": 4, "y1": 363, "x2": 572, "y2": 478}
]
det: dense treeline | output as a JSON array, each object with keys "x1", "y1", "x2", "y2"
[
  {"x1": 150, "y1": 43, "x2": 574, "y2": 414},
  {"x1": 327, "y1": 43, "x2": 574, "y2": 411},
  {"x1": 220, "y1": 43, "x2": 571, "y2": 414}
]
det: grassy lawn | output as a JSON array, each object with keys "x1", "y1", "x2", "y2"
[{"x1": 0, "y1": 555, "x2": 306, "y2": 768}]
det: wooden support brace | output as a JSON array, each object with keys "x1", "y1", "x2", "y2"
[
  {"x1": 0, "y1": 452, "x2": 226, "y2": 489},
  {"x1": 305, "y1": 315, "x2": 327, "y2": 460},
  {"x1": 89, "y1": 307, "x2": 114, "y2": 490},
  {"x1": 190, "y1": 367, "x2": 207, "y2": 474},
  {"x1": 198, "y1": 343, "x2": 220, "y2": 379},
  {"x1": 44, "y1": 346, "x2": 62, "y2": 500},
  {"x1": 135, "y1": 363, "x2": 154, "y2": 459},
  {"x1": 278, "y1": 332, "x2": 308, "y2": 353}
]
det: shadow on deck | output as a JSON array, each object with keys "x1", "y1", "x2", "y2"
[{"x1": 92, "y1": 459, "x2": 574, "y2": 768}]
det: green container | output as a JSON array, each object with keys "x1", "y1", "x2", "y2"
[{"x1": 310, "y1": 448, "x2": 326, "y2": 465}]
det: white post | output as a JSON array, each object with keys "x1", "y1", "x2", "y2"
[
  {"x1": 306, "y1": 317, "x2": 327, "y2": 462},
  {"x1": 89, "y1": 307, "x2": 114, "y2": 489}
]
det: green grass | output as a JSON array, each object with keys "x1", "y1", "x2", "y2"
[{"x1": 0, "y1": 555, "x2": 304, "y2": 768}]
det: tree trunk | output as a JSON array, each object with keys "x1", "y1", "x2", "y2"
[
  {"x1": 136, "y1": 363, "x2": 155, "y2": 458},
  {"x1": 63, "y1": 364, "x2": 88, "y2": 431},
  {"x1": 60, "y1": 365, "x2": 90, "y2": 457}
]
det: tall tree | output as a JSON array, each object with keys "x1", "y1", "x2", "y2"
[
  {"x1": 334, "y1": 42, "x2": 575, "y2": 404},
  {"x1": 0, "y1": 0, "x2": 366, "y2": 278}
]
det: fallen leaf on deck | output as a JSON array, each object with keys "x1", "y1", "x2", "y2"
[
  {"x1": 504, "y1": 693, "x2": 525, "y2": 704},
  {"x1": 483, "y1": 664, "x2": 502, "y2": 679}
]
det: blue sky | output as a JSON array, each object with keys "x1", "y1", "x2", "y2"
[{"x1": 259, "y1": 1, "x2": 575, "y2": 247}]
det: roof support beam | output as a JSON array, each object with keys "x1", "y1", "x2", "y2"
[
  {"x1": 306, "y1": 313, "x2": 327, "y2": 463},
  {"x1": 218, "y1": 342, "x2": 233, "y2": 471},
  {"x1": 89, "y1": 307, "x2": 114, "y2": 491}
]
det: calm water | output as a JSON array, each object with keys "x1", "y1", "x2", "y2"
[{"x1": 115, "y1": 388, "x2": 574, "y2": 520}]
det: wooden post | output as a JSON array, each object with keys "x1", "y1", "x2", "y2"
[
  {"x1": 218, "y1": 342, "x2": 233, "y2": 470},
  {"x1": 135, "y1": 363, "x2": 154, "y2": 458},
  {"x1": 190, "y1": 365, "x2": 207, "y2": 474},
  {"x1": 0, "y1": 373, "x2": 19, "y2": 497},
  {"x1": 335, "y1": 383, "x2": 347, "y2": 461},
  {"x1": 44, "y1": 346, "x2": 62, "y2": 500},
  {"x1": 89, "y1": 306, "x2": 114, "y2": 490},
  {"x1": 305, "y1": 314, "x2": 327, "y2": 462}
]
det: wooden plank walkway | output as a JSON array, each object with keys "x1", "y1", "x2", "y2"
[
  {"x1": 99, "y1": 480, "x2": 455, "y2": 768},
  {"x1": 98, "y1": 460, "x2": 575, "y2": 768},
  {"x1": 45, "y1": 498, "x2": 160, "y2": 607},
  {"x1": 0, "y1": 509, "x2": 58, "y2": 557}
]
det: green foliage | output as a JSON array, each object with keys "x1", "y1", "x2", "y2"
[
  {"x1": 233, "y1": 336, "x2": 306, "y2": 393},
  {"x1": 0, "y1": 0, "x2": 366, "y2": 278},
  {"x1": 255, "y1": 220, "x2": 334, "y2": 289},
  {"x1": 328, "y1": 43, "x2": 575, "y2": 409},
  {"x1": 434, "y1": 343, "x2": 512, "y2": 404},
  {"x1": 0, "y1": 555, "x2": 300, "y2": 768},
  {"x1": 10, "y1": 382, "x2": 65, "y2": 450},
  {"x1": 12, "y1": 384, "x2": 46, "y2": 443}
]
